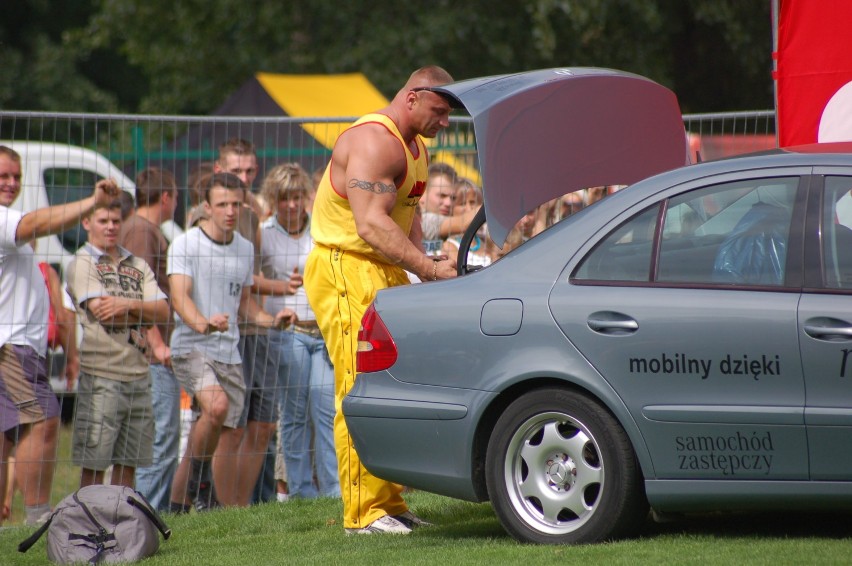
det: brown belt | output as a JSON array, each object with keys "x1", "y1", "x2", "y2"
[{"x1": 292, "y1": 320, "x2": 322, "y2": 338}]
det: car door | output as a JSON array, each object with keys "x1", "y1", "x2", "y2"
[
  {"x1": 800, "y1": 172, "x2": 852, "y2": 480},
  {"x1": 550, "y1": 172, "x2": 810, "y2": 480}
]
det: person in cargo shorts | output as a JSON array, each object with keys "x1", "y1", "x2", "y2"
[{"x1": 66, "y1": 198, "x2": 170, "y2": 489}]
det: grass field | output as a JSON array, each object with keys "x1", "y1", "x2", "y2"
[
  {"x1": 3, "y1": 424, "x2": 79, "y2": 526},
  {"x1": 3, "y1": 425, "x2": 852, "y2": 564},
  {"x1": 3, "y1": 478, "x2": 852, "y2": 565}
]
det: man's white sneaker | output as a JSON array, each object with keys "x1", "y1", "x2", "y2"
[
  {"x1": 393, "y1": 510, "x2": 433, "y2": 529},
  {"x1": 345, "y1": 515, "x2": 412, "y2": 535}
]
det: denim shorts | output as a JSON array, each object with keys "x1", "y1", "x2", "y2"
[{"x1": 237, "y1": 334, "x2": 279, "y2": 426}]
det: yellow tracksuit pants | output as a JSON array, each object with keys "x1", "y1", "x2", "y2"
[{"x1": 304, "y1": 244, "x2": 410, "y2": 529}]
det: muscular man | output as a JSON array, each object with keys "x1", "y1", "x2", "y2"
[
  {"x1": 304, "y1": 66, "x2": 457, "y2": 535},
  {"x1": 0, "y1": 145, "x2": 119, "y2": 525}
]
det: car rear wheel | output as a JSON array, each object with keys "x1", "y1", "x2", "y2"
[{"x1": 486, "y1": 388, "x2": 647, "y2": 544}]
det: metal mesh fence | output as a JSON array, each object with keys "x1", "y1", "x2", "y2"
[
  {"x1": 0, "y1": 109, "x2": 776, "y2": 219},
  {"x1": 683, "y1": 110, "x2": 776, "y2": 161},
  {"x1": 0, "y1": 109, "x2": 775, "y2": 523}
]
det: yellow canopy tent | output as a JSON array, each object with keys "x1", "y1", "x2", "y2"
[{"x1": 254, "y1": 72, "x2": 480, "y2": 184}]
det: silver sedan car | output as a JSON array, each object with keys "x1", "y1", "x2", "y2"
[{"x1": 343, "y1": 69, "x2": 852, "y2": 544}]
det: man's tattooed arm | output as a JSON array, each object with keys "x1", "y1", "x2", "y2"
[{"x1": 348, "y1": 178, "x2": 397, "y2": 194}]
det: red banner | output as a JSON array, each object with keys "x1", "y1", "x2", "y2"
[{"x1": 775, "y1": 0, "x2": 852, "y2": 146}]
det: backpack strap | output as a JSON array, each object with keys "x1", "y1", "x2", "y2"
[
  {"x1": 72, "y1": 491, "x2": 113, "y2": 565},
  {"x1": 17, "y1": 511, "x2": 55, "y2": 553},
  {"x1": 66, "y1": 532, "x2": 117, "y2": 565},
  {"x1": 127, "y1": 495, "x2": 172, "y2": 540}
]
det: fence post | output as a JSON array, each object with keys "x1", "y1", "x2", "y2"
[{"x1": 132, "y1": 124, "x2": 146, "y2": 175}]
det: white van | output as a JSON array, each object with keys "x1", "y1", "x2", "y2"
[{"x1": 1, "y1": 140, "x2": 136, "y2": 270}]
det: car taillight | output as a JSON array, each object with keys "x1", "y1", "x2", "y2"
[{"x1": 356, "y1": 303, "x2": 398, "y2": 373}]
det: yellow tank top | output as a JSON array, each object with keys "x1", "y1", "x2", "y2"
[{"x1": 310, "y1": 113, "x2": 428, "y2": 262}]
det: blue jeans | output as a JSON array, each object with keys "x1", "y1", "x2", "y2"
[
  {"x1": 134, "y1": 363, "x2": 180, "y2": 512},
  {"x1": 269, "y1": 329, "x2": 339, "y2": 498}
]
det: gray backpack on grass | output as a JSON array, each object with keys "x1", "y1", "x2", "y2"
[{"x1": 18, "y1": 484, "x2": 171, "y2": 564}]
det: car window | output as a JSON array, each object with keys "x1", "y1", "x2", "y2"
[
  {"x1": 823, "y1": 176, "x2": 852, "y2": 289},
  {"x1": 574, "y1": 176, "x2": 799, "y2": 285},
  {"x1": 573, "y1": 205, "x2": 659, "y2": 281},
  {"x1": 659, "y1": 178, "x2": 798, "y2": 285},
  {"x1": 44, "y1": 167, "x2": 103, "y2": 252}
]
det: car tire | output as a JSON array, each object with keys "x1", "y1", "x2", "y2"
[{"x1": 486, "y1": 387, "x2": 647, "y2": 544}]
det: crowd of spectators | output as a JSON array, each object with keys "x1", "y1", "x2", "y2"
[
  {"x1": 0, "y1": 130, "x2": 615, "y2": 527},
  {"x1": 419, "y1": 162, "x2": 619, "y2": 270}
]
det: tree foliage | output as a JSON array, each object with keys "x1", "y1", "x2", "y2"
[
  {"x1": 0, "y1": 0, "x2": 121, "y2": 112},
  {"x1": 1, "y1": 0, "x2": 773, "y2": 115}
]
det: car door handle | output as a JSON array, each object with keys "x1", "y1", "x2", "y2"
[
  {"x1": 803, "y1": 324, "x2": 852, "y2": 340},
  {"x1": 587, "y1": 312, "x2": 639, "y2": 335}
]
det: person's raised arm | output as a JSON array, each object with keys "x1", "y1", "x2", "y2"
[
  {"x1": 145, "y1": 324, "x2": 171, "y2": 367},
  {"x1": 250, "y1": 228, "x2": 302, "y2": 296},
  {"x1": 409, "y1": 208, "x2": 423, "y2": 252},
  {"x1": 86, "y1": 262, "x2": 171, "y2": 326},
  {"x1": 169, "y1": 273, "x2": 227, "y2": 335},
  {"x1": 441, "y1": 238, "x2": 460, "y2": 265},
  {"x1": 344, "y1": 127, "x2": 455, "y2": 281},
  {"x1": 438, "y1": 208, "x2": 478, "y2": 238},
  {"x1": 251, "y1": 272, "x2": 301, "y2": 296},
  {"x1": 15, "y1": 179, "x2": 120, "y2": 244},
  {"x1": 237, "y1": 286, "x2": 296, "y2": 329},
  {"x1": 244, "y1": 191, "x2": 267, "y2": 221},
  {"x1": 44, "y1": 265, "x2": 79, "y2": 389},
  {"x1": 60, "y1": 304, "x2": 79, "y2": 390},
  {"x1": 87, "y1": 296, "x2": 170, "y2": 327}
]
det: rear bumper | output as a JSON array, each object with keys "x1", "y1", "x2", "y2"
[{"x1": 342, "y1": 371, "x2": 495, "y2": 502}]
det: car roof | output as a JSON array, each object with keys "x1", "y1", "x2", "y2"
[
  {"x1": 605, "y1": 141, "x2": 852, "y2": 210},
  {"x1": 780, "y1": 141, "x2": 852, "y2": 155},
  {"x1": 692, "y1": 141, "x2": 852, "y2": 171},
  {"x1": 430, "y1": 68, "x2": 690, "y2": 245}
]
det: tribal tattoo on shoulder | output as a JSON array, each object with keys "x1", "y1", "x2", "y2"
[{"x1": 349, "y1": 178, "x2": 397, "y2": 194}]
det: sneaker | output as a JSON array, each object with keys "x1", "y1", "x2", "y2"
[
  {"x1": 193, "y1": 480, "x2": 221, "y2": 512},
  {"x1": 276, "y1": 492, "x2": 290, "y2": 503},
  {"x1": 187, "y1": 458, "x2": 220, "y2": 512},
  {"x1": 345, "y1": 515, "x2": 412, "y2": 535},
  {"x1": 24, "y1": 508, "x2": 52, "y2": 526},
  {"x1": 393, "y1": 510, "x2": 433, "y2": 529}
]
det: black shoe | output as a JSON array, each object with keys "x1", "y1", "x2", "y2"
[
  {"x1": 193, "y1": 480, "x2": 221, "y2": 512},
  {"x1": 169, "y1": 501, "x2": 192, "y2": 514},
  {"x1": 188, "y1": 458, "x2": 220, "y2": 512}
]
